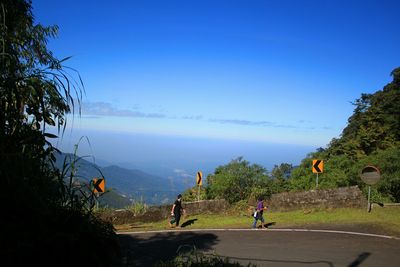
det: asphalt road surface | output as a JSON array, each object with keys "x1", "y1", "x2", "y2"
[{"x1": 118, "y1": 229, "x2": 400, "y2": 267}]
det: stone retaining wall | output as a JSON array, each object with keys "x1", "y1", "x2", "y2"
[
  {"x1": 99, "y1": 199, "x2": 229, "y2": 225},
  {"x1": 268, "y1": 186, "x2": 367, "y2": 211},
  {"x1": 100, "y1": 186, "x2": 367, "y2": 224}
]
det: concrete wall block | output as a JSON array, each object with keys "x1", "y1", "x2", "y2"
[{"x1": 269, "y1": 186, "x2": 366, "y2": 212}]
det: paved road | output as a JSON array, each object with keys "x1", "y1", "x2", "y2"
[{"x1": 118, "y1": 229, "x2": 400, "y2": 267}]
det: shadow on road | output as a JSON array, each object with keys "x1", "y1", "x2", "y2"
[
  {"x1": 222, "y1": 251, "x2": 371, "y2": 267},
  {"x1": 348, "y1": 252, "x2": 371, "y2": 267},
  {"x1": 118, "y1": 231, "x2": 218, "y2": 266},
  {"x1": 255, "y1": 221, "x2": 276, "y2": 229},
  {"x1": 181, "y1": 218, "x2": 198, "y2": 228},
  {"x1": 263, "y1": 222, "x2": 276, "y2": 228},
  {"x1": 224, "y1": 255, "x2": 335, "y2": 267}
]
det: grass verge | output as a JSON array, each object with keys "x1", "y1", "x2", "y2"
[{"x1": 116, "y1": 207, "x2": 400, "y2": 237}]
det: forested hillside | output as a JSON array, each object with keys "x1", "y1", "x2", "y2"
[
  {"x1": 329, "y1": 67, "x2": 400, "y2": 158},
  {"x1": 202, "y1": 68, "x2": 400, "y2": 204},
  {"x1": 290, "y1": 68, "x2": 400, "y2": 202},
  {"x1": 55, "y1": 153, "x2": 184, "y2": 206}
]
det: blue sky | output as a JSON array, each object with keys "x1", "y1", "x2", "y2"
[{"x1": 33, "y1": 0, "x2": 400, "y2": 173}]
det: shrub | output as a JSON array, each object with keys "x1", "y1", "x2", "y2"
[{"x1": 155, "y1": 245, "x2": 256, "y2": 267}]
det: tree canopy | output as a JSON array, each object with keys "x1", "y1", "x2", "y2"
[
  {"x1": 206, "y1": 157, "x2": 273, "y2": 203},
  {"x1": 1, "y1": 0, "x2": 82, "y2": 190},
  {"x1": 328, "y1": 68, "x2": 400, "y2": 159},
  {"x1": 0, "y1": 1, "x2": 119, "y2": 265},
  {"x1": 205, "y1": 68, "x2": 400, "y2": 203},
  {"x1": 290, "y1": 68, "x2": 400, "y2": 201}
]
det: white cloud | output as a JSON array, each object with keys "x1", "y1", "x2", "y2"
[{"x1": 82, "y1": 101, "x2": 166, "y2": 118}]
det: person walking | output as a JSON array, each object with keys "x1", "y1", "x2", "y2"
[
  {"x1": 170, "y1": 194, "x2": 183, "y2": 228},
  {"x1": 252, "y1": 197, "x2": 267, "y2": 229}
]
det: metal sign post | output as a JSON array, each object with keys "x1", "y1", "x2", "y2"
[
  {"x1": 96, "y1": 192, "x2": 99, "y2": 210},
  {"x1": 312, "y1": 160, "x2": 323, "y2": 189},
  {"x1": 197, "y1": 185, "x2": 200, "y2": 202},
  {"x1": 367, "y1": 186, "x2": 371, "y2": 212}
]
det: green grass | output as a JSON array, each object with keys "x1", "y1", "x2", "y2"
[{"x1": 116, "y1": 207, "x2": 400, "y2": 237}]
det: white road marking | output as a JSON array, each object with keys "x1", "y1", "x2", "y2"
[{"x1": 117, "y1": 228, "x2": 400, "y2": 240}]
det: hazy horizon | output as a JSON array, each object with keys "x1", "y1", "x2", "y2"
[{"x1": 53, "y1": 128, "x2": 316, "y2": 178}]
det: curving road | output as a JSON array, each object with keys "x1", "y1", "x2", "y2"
[{"x1": 118, "y1": 229, "x2": 400, "y2": 267}]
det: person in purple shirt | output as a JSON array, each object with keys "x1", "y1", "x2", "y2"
[{"x1": 252, "y1": 197, "x2": 267, "y2": 229}]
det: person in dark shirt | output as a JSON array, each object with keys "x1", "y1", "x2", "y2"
[{"x1": 170, "y1": 194, "x2": 183, "y2": 227}]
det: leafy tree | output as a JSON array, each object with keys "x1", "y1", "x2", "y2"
[
  {"x1": 0, "y1": 0, "x2": 81, "y2": 198},
  {"x1": 289, "y1": 156, "x2": 315, "y2": 191},
  {"x1": 206, "y1": 157, "x2": 270, "y2": 203},
  {"x1": 270, "y1": 163, "x2": 292, "y2": 192},
  {"x1": 0, "y1": 1, "x2": 120, "y2": 266},
  {"x1": 328, "y1": 68, "x2": 400, "y2": 159},
  {"x1": 353, "y1": 147, "x2": 400, "y2": 202},
  {"x1": 182, "y1": 185, "x2": 207, "y2": 202},
  {"x1": 289, "y1": 68, "x2": 400, "y2": 202}
]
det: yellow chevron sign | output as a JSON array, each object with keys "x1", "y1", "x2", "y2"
[
  {"x1": 312, "y1": 160, "x2": 324, "y2": 173},
  {"x1": 196, "y1": 171, "x2": 203, "y2": 186},
  {"x1": 93, "y1": 178, "x2": 105, "y2": 193}
]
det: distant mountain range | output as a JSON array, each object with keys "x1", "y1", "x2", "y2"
[{"x1": 54, "y1": 153, "x2": 188, "y2": 208}]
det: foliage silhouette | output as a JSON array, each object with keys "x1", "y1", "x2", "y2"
[{"x1": 0, "y1": 1, "x2": 121, "y2": 266}]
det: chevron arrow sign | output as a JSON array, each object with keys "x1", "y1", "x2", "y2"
[{"x1": 312, "y1": 160, "x2": 324, "y2": 173}]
